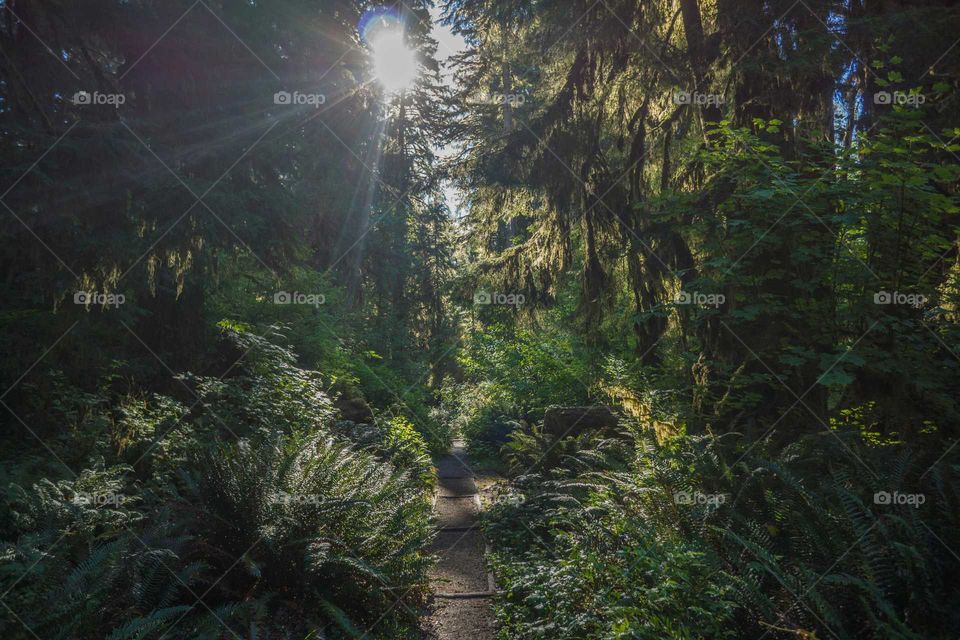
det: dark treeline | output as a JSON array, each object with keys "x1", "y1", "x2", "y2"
[{"x1": 1, "y1": 0, "x2": 959, "y2": 638}]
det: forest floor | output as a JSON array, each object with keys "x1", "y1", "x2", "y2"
[{"x1": 419, "y1": 440, "x2": 497, "y2": 639}]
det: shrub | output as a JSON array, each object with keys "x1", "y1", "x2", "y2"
[
  {"x1": 485, "y1": 429, "x2": 960, "y2": 639},
  {"x1": 0, "y1": 327, "x2": 434, "y2": 639},
  {"x1": 382, "y1": 415, "x2": 434, "y2": 484},
  {"x1": 181, "y1": 432, "x2": 433, "y2": 634}
]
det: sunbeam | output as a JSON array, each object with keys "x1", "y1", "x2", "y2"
[{"x1": 370, "y1": 29, "x2": 419, "y2": 95}]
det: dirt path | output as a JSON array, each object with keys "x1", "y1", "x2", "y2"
[{"x1": 420, "y1": 440, "x2": 497, "y2": 639}]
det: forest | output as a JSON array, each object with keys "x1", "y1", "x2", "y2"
[{"x1": 0, "y1": 0, "x2": 958, "y2": 638}]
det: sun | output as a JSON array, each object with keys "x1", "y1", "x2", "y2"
[{"x1": 370, "y1": 30, "x2": 419, "y2": 95}]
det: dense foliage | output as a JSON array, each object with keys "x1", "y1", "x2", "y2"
[
  {"x1": 441, "y1": 0, "x2": 960, "y2": 637},
  {"x1": 1, "y1": 0, "x2": 959, "y2": 638},
  {"x1": 1, "y1": 329, "x2": 434, "y2": 638},
  {"x1": 483, "y1": 428, "x2": 960, "y2": 638},
  {"x1": 1, "y1": 1, "x2": 455, "y2": 637}
]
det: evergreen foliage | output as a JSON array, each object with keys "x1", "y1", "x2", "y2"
[{"x1": 1, "y1": 0, "x2": 959, "y2": 637}]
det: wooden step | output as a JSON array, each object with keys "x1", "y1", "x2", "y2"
[{"x1": 434, "y1": 590, "x2": 498, "y2": 599}]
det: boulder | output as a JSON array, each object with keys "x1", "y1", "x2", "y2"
[
  {"x1": 336, "y1": 396, "x2": 374, "y2": 423},
  {"x1": 331, "y1": 382, "x2": 374, "y2": 424}
]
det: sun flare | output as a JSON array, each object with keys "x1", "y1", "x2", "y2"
[{"x1": 370, "y1": 30, "x2": 419, "y2": 94}]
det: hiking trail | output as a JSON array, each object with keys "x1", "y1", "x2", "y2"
[{"x1": 420, "y1": 440, "x2": 497, "y2": 639}]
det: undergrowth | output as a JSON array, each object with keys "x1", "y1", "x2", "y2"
[
  {"x1": 483, "y1": 427, "x2": 960, "y2": 639},
  {"x1": 0, "y1": 326, "x2": 434, "y2": 639}
]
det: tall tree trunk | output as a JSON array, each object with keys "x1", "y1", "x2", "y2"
[
  {"x1": 679, "y1": 0, "x2": 721, "y2": 139},
  {"x1": 500, "y1": 17, "x2": 513, "y2": 134}
]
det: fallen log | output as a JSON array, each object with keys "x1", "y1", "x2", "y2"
[{"x1": 605, "y1": 385, "x2": 680, "y2": 443}]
